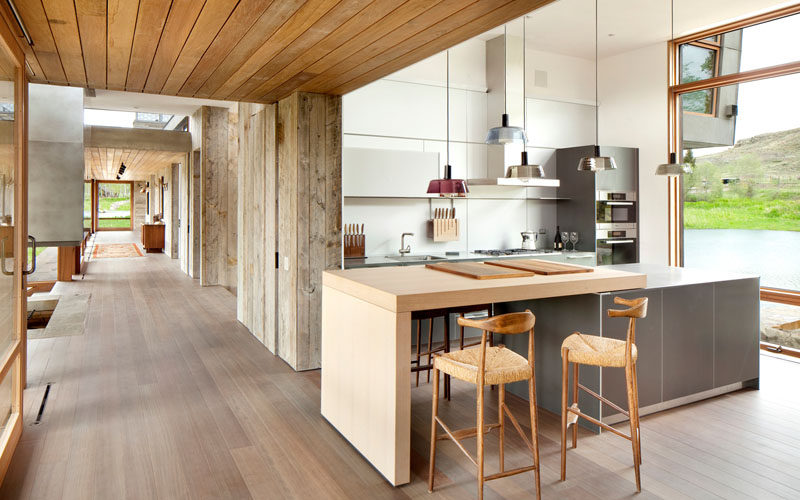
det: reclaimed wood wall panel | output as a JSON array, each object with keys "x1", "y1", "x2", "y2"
[
  {"x1": 236, "y1": 102, "x2": 276, "y2": 353},
  {"x1": 277, "y1": 92, "x2": 341, "y2": 371},
  {"x1": 3, "y1": 0, "x2": 554, "y2": 103}
]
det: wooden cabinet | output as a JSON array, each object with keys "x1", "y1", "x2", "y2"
[{"x1": 141, "y1": 224, "x2": 165, "y2": 253}]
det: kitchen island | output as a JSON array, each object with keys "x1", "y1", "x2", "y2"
[
  {"x1": 321, "y1": 263, "x2": 760, "y2": 486},
  {"x1": 321, "y1": 263, "x2": 646, "y2": 485}
]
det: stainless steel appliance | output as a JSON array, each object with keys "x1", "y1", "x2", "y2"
[
  {"x1": 596, "y1": 224, "x2": 637, "y2": 265},
  {"x1": 596, "y1": 191, "x2": 637, "y2": 224}
]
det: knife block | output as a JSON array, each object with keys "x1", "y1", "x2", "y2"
[
  {"x1": 428, "y1": 218, "x2": 459, "y2": 242},
  {"x1": 344, "y1": 233, "x2": 365, "y2": 258}
]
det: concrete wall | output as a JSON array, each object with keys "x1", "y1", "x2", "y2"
[
  {"x1": 28, "y1": 84, "x2": 84, "y2": 246},
  {"x1": 132, "y1": 181, "x2": 146, "y2": 230}
]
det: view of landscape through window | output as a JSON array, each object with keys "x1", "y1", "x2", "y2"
[
  {"x1": 91, "y1": 182, "x2": 132, "y2": 229},
  {"x1": 680, "y1": 15, "x2": 800, "y2": 348}
]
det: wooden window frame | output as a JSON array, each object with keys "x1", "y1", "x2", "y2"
[
  {"x1": 679, "y1": 41, "x2": 721, "y2": 117},
  {"x1": 667, "y1": 4, "x2": 800, "y2": 357},
  {"x1": 95, "y1": 180, "x2": 134, "y2": 232}
]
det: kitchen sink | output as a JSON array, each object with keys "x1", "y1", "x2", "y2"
[{"x1": 385, "y1": 254, "x2": 446, "y2": 262}]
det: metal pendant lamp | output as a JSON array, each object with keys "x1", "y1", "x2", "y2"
[
  {"x1": 506, "y1": 17, "x2": 545, "y2": 179},
  {"x1": 656, "y1": 0, "x2": 691, "y2": 176},
  {"x1": 485, "y1": 25, "x2": 527, "y2": 145},
  {"x1": 578, "y1": 0, "x2": 617, "y2": 172},
  {"x1": 427, "y1": 50, "x2": 468, "y2": 197}
]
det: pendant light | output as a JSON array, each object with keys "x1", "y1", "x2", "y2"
[
  {"x1": 656, "y1": 0, "x2": 691, "y2": 176},
  {"x1": 427, "y1": 50, "x2": 469, "y2": 197},
  {"x1": 578, "y1": 0, "x2": 617, "y2": 172},
  {"x1": 506, "y1": 16, "x2": 545, "y2": 179},
  {"x1": 485, "y1": 25, "x2": 527, "y2": 145}
]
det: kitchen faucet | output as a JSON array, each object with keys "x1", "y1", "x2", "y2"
[{"x1": 399, "y1": 232, "x2": 414, "y2": 255}]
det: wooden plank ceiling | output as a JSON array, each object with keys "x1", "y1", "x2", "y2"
[
  {"x1": 2, "y1": 0, "x2": 553, "y2": 104},
  {"x1": 84, "y1": 148, "x2": 185, "y2": 181}
]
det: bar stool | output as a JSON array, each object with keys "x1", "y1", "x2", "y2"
[
  {"x1": 412, "y1": 308, "x2": 451, "y2": 398},
  {"x1": 412, "y1": 304, "x2": 493, "y2": 400},
  {"x1": 560, "y1": 297, "x2": 648, "y2": 492},
  {"x1": 428, "y1": 311, "x2": 541, "y2": 500}
]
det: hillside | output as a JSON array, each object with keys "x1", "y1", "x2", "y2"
[{"x1": 694, "y1": 127, "x2": 800, "y2": 177}]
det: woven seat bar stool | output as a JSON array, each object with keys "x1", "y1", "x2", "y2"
[
  {"x1": 454, "y1": 303, "x2": 494, "y2": 349},
  {"x1": 412, "y1": 308, "x2": 452, "y2": 399},
  {"x1": 428, "y1": 311, "x2": 541, "y2": 500},
  {"x1": 560, "y1": 296, "x2": 648, "y2": 492}
]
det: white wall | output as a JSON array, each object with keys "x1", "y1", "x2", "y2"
[
  {"x1": 342, "y1": 35, "x2": 602, "y2": 257},
  {"x1": 599, "y1": 42, "x2": 669, "y2": 265}
]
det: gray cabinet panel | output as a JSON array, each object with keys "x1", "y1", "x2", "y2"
[
  {"x1": 714, "y1": 279, "x2": 760, "y2": 387},
  {"x1": 498, "y1": 295, "x2": 601, "y2": 426},
  {"x1": 601, "y1": 289, "x2": 663, "y2": 418},
  {"x1": 595, "y1": 147, "x2": 638, "y2": 193},
  {"x1": 662, "y1": 284, "x2": 715, "y2": 400}
]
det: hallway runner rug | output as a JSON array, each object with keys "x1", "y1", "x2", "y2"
[{"x1": 92, "y1": 243, "x2": 144, "y2": 259}]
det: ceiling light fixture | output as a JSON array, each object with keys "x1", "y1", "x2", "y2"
[
  {"x1": 656, "y1": 0, "x2": 691, "y2": 177},
  {"x1": 427, "y1": 50, "x2": 468, "y2": 197},
  {"x1": 485, "y1": 25, "x2": 527, "y2": 145},
  {"x1": 578, "y1": 0, "x2": 617, "y2": 172},
  {"x1": 506, "y1": 16, "x2": 544, "y2": 179}
]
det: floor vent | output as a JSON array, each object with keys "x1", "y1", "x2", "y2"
[{"x1": 33, "y1": 383, "x2": 52, "y2": 425}]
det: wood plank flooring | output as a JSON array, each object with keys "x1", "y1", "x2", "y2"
[{"x1": 2, "y1": 231, "x2": 800, "y2": 499}]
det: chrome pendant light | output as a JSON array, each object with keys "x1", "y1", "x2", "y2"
[
  {"x1": 485, "y1": 25, "x2": 527, "y2": 145},
  {"x1": 427, "y1": 50, "x2": 468, "y2": 197},
  {"x1": 578, "y1": 0, "x2": 617, "y2": 172},
  {"x1": 657, "y1": 0, "x2": 691, "y2": 176},
  {"x1": 507, "y1": 17, "x2": 544, "y2": 178}
]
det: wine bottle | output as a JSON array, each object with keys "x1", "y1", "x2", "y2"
[{"x1": 554, "y1": 226, "x2": 563, "y2": 250}]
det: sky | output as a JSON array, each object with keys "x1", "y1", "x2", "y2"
[{"x1": 694, "y1": 13, "x2": 800, "y2": 156}]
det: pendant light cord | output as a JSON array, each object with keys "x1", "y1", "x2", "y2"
[
  {"x1": 504, "y1": 24, "x2": 507, "y2": 115},
  {"x1": 523, "y1": 17, "x2": 527, "y2": 142},
  {"x1": 594, "y1": 0, "x2": 599, "y2": 147},
  {"x1": 446, "y1": 50, "x2": 450, "y2": 167}
]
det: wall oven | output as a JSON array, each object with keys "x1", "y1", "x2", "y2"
[
  {"x1": 596, "y1": 191, "x2": 637, "y2": 224},
  {"x1": 596, "y1": 224, "x2": 637, "y2": 265}
]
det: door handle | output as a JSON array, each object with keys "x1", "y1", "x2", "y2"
[
  {"x1": 605, "y1": 239, "x2": 634, "y2": 244},
  {"x1": 0, "y1": 237, "x2": 11, "y2": 276},
  {"x1": 22, "y1": 235, "x2": 36, "y2": 275}
]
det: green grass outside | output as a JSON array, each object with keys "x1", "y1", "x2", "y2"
[
  {"x1": 84, "y1": 197, "x2": 131, "y2": 212},
  {"x1": 685, "y1": 197, "x2": 800, "y2": 231},
  {"x1": 97, "y1": 217, "x2": 132, "y2": 229}
]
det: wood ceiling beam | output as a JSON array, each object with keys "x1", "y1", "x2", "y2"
[{"x1": 143, "y1": 0, "x2": 204, "y2": 93}]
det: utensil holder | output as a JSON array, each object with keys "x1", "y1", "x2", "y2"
[{"x1": 428, "y1": 218, "x2": 459, "y2": 242}]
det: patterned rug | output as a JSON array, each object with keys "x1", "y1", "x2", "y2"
[{"x1": 92, "y1": 243, "x2": 144, "y2": 259}]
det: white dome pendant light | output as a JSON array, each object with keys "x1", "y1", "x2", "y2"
[
  {"x1": 578, "y1": 0, "x2": 617, "y2": 172},
  {"x1": 485, "y1": 25, "x2": 528, "y2": 145}
]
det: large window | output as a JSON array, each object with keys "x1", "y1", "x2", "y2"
[{"x1": 669, "y1": 6, "x2": 800, "y2": 356}]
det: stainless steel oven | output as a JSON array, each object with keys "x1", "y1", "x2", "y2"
[
  {"x1": 596, "y1": 191, "x2": 637, "y2": 224},
  {"x1": 596, "y1": 224, "x2": 637, "y2": 265}
]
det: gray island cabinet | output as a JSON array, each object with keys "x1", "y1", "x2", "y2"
[{"x1": 497, "y1": 263, "x2": 760, "y2": 430}]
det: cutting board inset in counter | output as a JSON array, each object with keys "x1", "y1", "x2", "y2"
[
  {"x1": 425, "y1": 261, "x2": 536, "y2": 280},
  {"x1": 485, "y1": 259, "x2": 594, "y2": 275}
]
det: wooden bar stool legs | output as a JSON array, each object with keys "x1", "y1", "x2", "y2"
[
  {"x1": 428, "y1": 311, "x2": 540, "y2": 500},
  {"x1": 559, "y1": 297, "x2": 648, "y2": 493},
  {"x1": 412, "y1": 313, "x2": 451, "y2": 400}
]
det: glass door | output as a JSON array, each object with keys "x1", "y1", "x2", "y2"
[{"x1": 0, "y1": 30, "x2": 25, "y2": 484}]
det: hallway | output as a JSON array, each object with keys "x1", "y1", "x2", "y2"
[{"x1": 2, "y1": 232, "x2": 800, "y2": 499}]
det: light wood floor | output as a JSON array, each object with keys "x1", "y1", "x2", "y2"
[{"x1": 2, "y1": 231, "x2": 800, "y2": 499}]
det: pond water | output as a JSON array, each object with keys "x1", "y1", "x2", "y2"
[{"x1": 684, "y1": 229, "x2": 800, "y2": 291}]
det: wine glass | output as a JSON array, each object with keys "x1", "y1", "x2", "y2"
[
  {"x1": 560, "y1": 231, "x2": 570, "y2": 251},
  {"x1": 570, "y1": 232, "x2": 579, "y2": 252}
]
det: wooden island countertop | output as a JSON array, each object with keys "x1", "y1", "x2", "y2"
[
  {"x1": 321, "y1": 262, "x2": 646, "y2": 486},
  {"x1": 322, "y1": 263, "x2": 647, "y2": 313}
]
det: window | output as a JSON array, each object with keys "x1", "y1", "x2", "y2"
[{"x1": 680, "y1": 41, "x2": 719, "y2": 115}]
